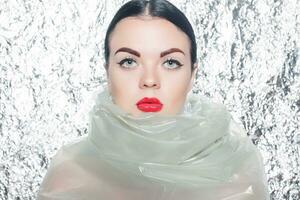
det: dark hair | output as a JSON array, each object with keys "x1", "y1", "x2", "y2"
[{"x1": 104, "y1": 0, "x2": 197, "y2": 71}]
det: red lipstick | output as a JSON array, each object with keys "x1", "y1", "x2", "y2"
[{"x1": 136, "y1": 97, "x2": 163, "y2": 112}]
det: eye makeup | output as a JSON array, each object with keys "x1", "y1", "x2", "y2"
[
  {"x1": 116, "y1": 56, "x2": 184, "y2": 70},
  {"x1": 117, "y1": 57, "x2": 137, "y2": 69},
  {"x1": 163, "y1": 58, "x2": 183, "y2": 70}
]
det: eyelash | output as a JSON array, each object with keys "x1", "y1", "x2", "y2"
[
  {"x1": 117, "y1": 57, "x2": 136, "y2": 69},
  {"x1": 117, "y1": 57, "x2": 183, "y2": 70}
]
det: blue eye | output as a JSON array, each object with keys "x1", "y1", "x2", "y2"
[
  {"x1": 117, "y1": 58, "x2": 137, "y2": 69},
  {"x1": 163, "y1": 58, "x2": 183, "y2": 69}
]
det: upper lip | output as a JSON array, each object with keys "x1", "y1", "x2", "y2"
[{"x1": 136, "y1": 97, "x2": 162, "y2": 105}]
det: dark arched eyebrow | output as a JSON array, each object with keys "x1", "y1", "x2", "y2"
[{"x1": 114, "y1": 47, "x2": 185, "y2": 57}]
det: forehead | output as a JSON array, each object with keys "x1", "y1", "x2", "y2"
[{"x1": 109, "y1": 16, "x2": 190, "y2": 55}]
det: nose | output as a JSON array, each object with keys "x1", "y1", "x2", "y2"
[{"x1": 139, "y1": 67, "x2": 160, "y2": 89}]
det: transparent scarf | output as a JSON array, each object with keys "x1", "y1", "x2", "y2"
[{"x1": 37, "y1": 85, "x2": 270, "y2": 200}]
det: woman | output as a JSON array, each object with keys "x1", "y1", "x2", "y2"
[{"x1": 37, "y1": 0, "x2": 270, "y2": 199}]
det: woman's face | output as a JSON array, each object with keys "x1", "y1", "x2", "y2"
[{"x1": 106, "y1": 16, "x2": 197, "y2": 117}]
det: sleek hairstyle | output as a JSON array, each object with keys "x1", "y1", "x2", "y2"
[{"x1": 104, "y1": 0, "x2": 197, "y2": 71}]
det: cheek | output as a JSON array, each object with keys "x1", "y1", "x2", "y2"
[
  {"x1": 165, "y1": 70, "x2": 191, "y2": 88},
  {"x1": 163, "y1": 73, "x2": 191, "y2": 104},
  {"x1": 108, "y1": 68, "x2": 137, "y2": 99}
]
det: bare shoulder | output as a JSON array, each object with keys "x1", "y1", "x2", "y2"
[{"x1": 38, "y1": 140, "x2": 95, "y2": 197}]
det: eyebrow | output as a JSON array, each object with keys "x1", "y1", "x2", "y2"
[{"x1": 114, "y1": 47, "x2": 185, "y2": 57}]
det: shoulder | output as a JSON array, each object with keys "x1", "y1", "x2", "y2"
[{"x1": 38, "y1": 137, "x2": 106, "y2": 199}]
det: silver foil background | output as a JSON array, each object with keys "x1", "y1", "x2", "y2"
[{"x1": 0, "y1": 0, "x2": 299, "y2": 199}]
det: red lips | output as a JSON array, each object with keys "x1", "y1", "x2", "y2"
[{"x1": 136, "y1": 97, "x2": 163, "y2": 112}]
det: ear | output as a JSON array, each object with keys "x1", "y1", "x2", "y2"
[
  {"x1": 188, "y1": 63, "x2": 198, "y2": 92},
  {"x1": 104, "y1": 63, "x2": 111, "y2": 93},
  {"x1": 104, "y1": 62, "x2": 109, "y2": 75}
]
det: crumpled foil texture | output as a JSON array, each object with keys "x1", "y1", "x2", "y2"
[{"x1": 0, "y1": 0, "x2": 299, "y2": 199}]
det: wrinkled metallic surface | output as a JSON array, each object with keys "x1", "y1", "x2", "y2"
[{"x1": 0, "y1": 0, "x2": 299, "y2": 199}]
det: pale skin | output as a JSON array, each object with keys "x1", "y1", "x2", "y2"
[
  {"x1": 38, "y1": 15, "x2": 268, "y2": 200},
  {"x1": 105, "y1": 15, "x2": 198, "y2": 117},
  {"x1": 38, "y1": 16, "x2": 200, "y2": 198}
]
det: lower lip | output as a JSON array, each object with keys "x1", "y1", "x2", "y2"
[{"x1": 137, "y1": 103, "x2": 163, "y2": 112}]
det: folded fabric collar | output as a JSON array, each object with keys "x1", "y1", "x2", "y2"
[
  {"x1": 37, "y1": 85, "x2": 270, "y2": 199},
  {"x1": 84, "y1": 86, "x2": 253, "y2": 184},
  {"x1": 87, "y1": 85, "x2": 233, "y2": 167}
]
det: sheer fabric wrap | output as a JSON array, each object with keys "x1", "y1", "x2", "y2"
[{"x1": 37, "y1": 85, "x2": 270, "y2": 200}]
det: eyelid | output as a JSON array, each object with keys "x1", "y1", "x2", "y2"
[
  {"x1": 117, "y1": 57, "x2": 137, "y2": 68},
  {"x1": 163, "y1": 58, "x2": 183, "y2": 68},
  {"x1": 166, "y1": 57, "x2": 181, "y2": 62},
  {"x1": 117, "y1": 57, "x2": 183, "y2": 69}
]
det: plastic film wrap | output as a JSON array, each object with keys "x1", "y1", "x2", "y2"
[{"x1": 0, "y1": 0, "x2": 299, "y2": 199}]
